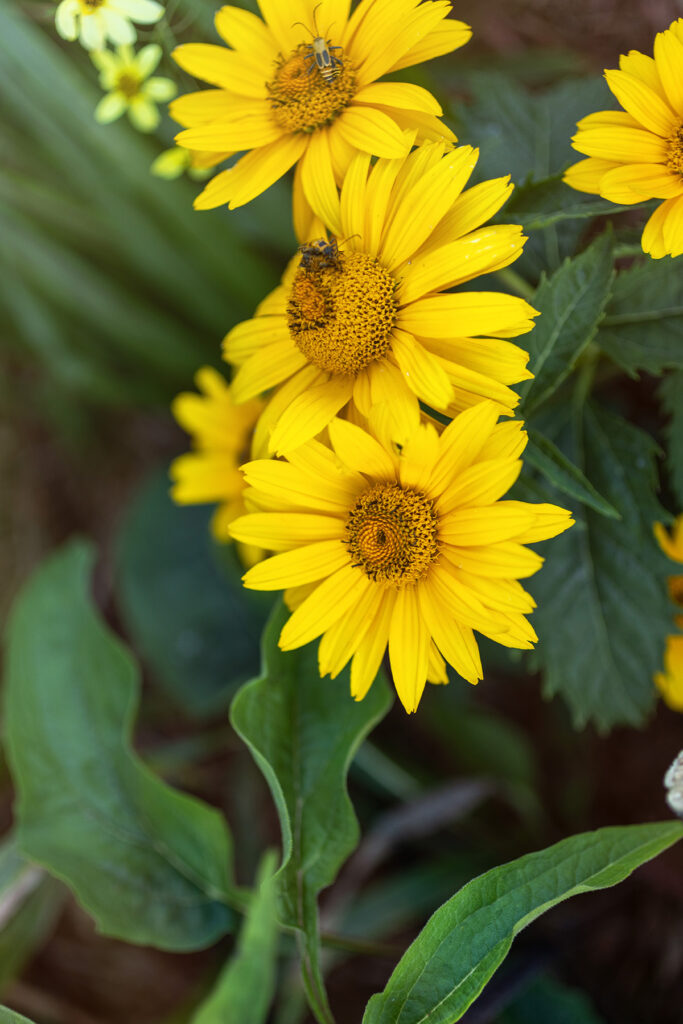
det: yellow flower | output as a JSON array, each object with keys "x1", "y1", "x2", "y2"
[
  {"x1": 654, "y1": 515, "x2": 683, "y2": 711},
  {"x1": 92, "y1": 44, "x2": 177, "y2": 132},
  {"x1": 223, "y1": 141, "x2": 534, "y2": 457},
  {"x1": 170, "y1": 367, "x2": 265, "y2": 566},
  {"x1": 55, "y1": 0, "x2": 163, "y2": 50},
  {"x1": 151, "y1": 147, "x2": 216, "y2": 181},
  {"x1": 229, "y1": 405, "x2": 573, "y2": 712},
  {"x1": 564, "y1": 19, "x2": 683, "y2": 259},
  {"x1": 171, "y1": 0, "x2": 471, "y2": 211}
]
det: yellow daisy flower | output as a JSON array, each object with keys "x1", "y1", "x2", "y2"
[
  {"x1": 151, "y1": 146, "x2": 217, "y2": 181},
  {"x1": 55, "y1": 0, "x2": 163, "y2": 51},
  {"x1": 171, "y1": 0, "x2": 471, "y2": 211},
  {"x1": 229, "y1": 405, "x2": 573, "y2": 712},
  {"x1": 170, "y1": 367, "x2": 265, "y2": 566},
  {"x1": 92, "y1": 44, "x2": 177, "y2": 133},
  {"x1": 654, "y1": 516, "x2": 683, "y2": 711},
  {"x1": 223, "y1": 141, "x2": 535, "y2": 457},
  {"x1": 564, "y1": 18, "x2": 683, "y2": 258}
]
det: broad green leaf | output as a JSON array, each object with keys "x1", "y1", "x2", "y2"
[
  {"x1": 191, "y1": 851, "x2": 279, "y2": 1024},
  {"x1": 502, "y1": 176, "x2": 650, "y2": 231},
  {"x1": 0, "y1": 1009, "x2": 36, "y2": 1024},
  {"x1": 363, "y1": 821, "x2": 683, "y2": 1024},
  {"x1": 597, "y1": 255, "x2": 683, "y2": 374},
  {"x1": 4, "y1": 541, "x2": 235, "y2": 951},
  {"x1": 531, "y1": 404, "x2": 672, "y2": 729},
  {"x1": 0, "y1": 836, "x2": 64, "y2": 995},
  {"x1": 525, "y1": 429, "x2": 619, "y2": 519},
  {"x1": 660, "y1": 371, "x2": 683, "y2": 507},
  {"x1": 498, "y1": 975, "x2": 605, "y2": 1024},
  {"x1": 520, "y1": 232, "x2": 614, "y2": 414},
  {"x1": 115, "y1": 471, "x2": 274, "y2": 717},
  {"x1": 231, "y1": 603, "x2": 392, "y2": 1024}
]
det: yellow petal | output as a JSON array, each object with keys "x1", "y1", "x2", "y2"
[
  {"x1": 437, "y1": 459, "x2": 522, "y2": 516},
  {"x1": 355, "y1": 81, "x2": 442, "y2": 115},
  {"x1": 350, "y1": 588, "x2": 396, "y2": 700},
  {"x1": 172, "y1": 43, "x2": 267, "y2": 96},
  {"x1": 399, "y1": 421, "x2": 440, "y2": 491},
  {"x1": 389, "y1": 586, "x2": 430, "y2": 713},
  {"x1": 231, "y1": 339, "x2": 307, "y2": 402},
  {"x1": 355, "y1": 1, "x2": 452, "y2": 86},
  {"x1": 423, "y1": 335, "x2": 532, "y2": 386},
  {"x1": 427, "y1": 642, "x2": 449, "y2": 685},
  {"x1": 563, "y1": 157, "x2": 618, "y2": 196},
  {"x1": 170, "y1": 89, "x2": 235, "y2": 127},
  {"x1": 398, "y1": 292, "x2": 538, "y2": 339},
  {"x1": 503, "y1": 501, "x2": 575, "y2": 543},
  {"x1": 604, "y1": 69, "x2": 678, "y2": 136},
  {"x1": 340, "y1": 150, "x2": 371, "y2": 249},
  {"x1": 654, "y1": 27, "x2": 683, "y2": 119},
  {"x1": 428, "y1": 401, "x2": 501, "y2": 496},
  {"x1": 251, "y1": 365, "x2": 322, "y2": 458},
  {"x1": 170, "y1": 454, "x2": 243, "y2": 504},
  {"x1": 571, "y1": 125, "x2": 667, "y2": 163},
  {"x1": 379, "y1": 107, "x2": 456, "y2": 145},
  {"x1": 364, "y1": 150, "x2": 409, "y2": 257},
  {"x1": 318, "y1": 585, "x2": 382, "y2": 679},
  {"x1": 222, "y1": 314, "x2": 289, "y2": 365},
  {"x1": 662, "y1": 193, "x2": 683, "y2": 257},
  {"x1": 366, "y1": 358, "x2": 421, "y2": 447},
  {"x1": 300, "y1": 128, "x2": 342, "y2": 237},
  {"x1": 279, "y1": 564, "x2": 371, "y2": 649},
  {"x1": 389, "y1": 328, "x2": 453, "y2": 410},
  {"x1": 176, "y1": 105, "x2": 281, "y2": 151},
  {"x1": 336, "y1": 105, "x2": 411, "y2": 159},
  {"x1": 241, "y1": 457, "x2": 360, "y2": 513},
  {"x1": 654, "y1": 520, "x2": 683, "y2": 563},
  {"x1": 428, "y1": 564, "x2": 507, "y2": 633},
  {"x1": 426, "y1": 176, "x2": 514, "y2": 247},
  {"x1": 242, "y1": 539, "x2": 349, "y2": 589},
  {"x1": 418, "y1": 577, "x2": 482, "y2": 684},
  {"x1": 215, "y1": 5, "x2": 278, "y2": 55},
  {"x1": 456, "y1": 571, "x2": 536, "y2": 614},
  {"x1": 641, "y1": 199, "x2": 672, "y2": 258},
  {"x1": 328, "y1": 417, "x2": 397, "y2": 478},
  {"x1": 478, "y1": 420, "x2": 527, "y2": 462},
  {"x1": 441, "y1": 541, "x2": 543, "y2": 580},
  {"x1": 575, "y1": 110, "x2": 640, "y2": 131},
  {"x1": 440, "y1": 504, "x2": 541, "y2": 546},
  {"x1": 387, "y1": 18, "x2": 472, "y2": 73},
  {"x1": 269, "y1": 376, "x2": 355, "y2": 455},
  {"x1": 229, "y1": 512, "x2": 345, "y2": 551},
  {"x1": 600, "y1": 163, "x2": 683, "y2": 203},
  {"x1": 257, "y1": 0, "x2": 309, "y2": 50},
  {"x1": 619, "y1": 50, "x2": 666, "y2": 100},
  {"x1": 193, "y1": 134, "x2": 308, "y2": 210}
]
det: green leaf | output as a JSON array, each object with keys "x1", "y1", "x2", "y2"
[
  {"x1": 660, "y1": 371, "x2": 683, "y2": 507},
  {"x1": 0, "y1": 836, "x2": 64, "y2": 995},
  {"x1": 530, "y1": 404, "x2": 672, "y2": 729},
  {"x1": 115, "y1": 470, "x2": 274, "y2": 718},
  {"x1": 525, "y1": 429, "x2": 620, "y2": 519},
  {"x1": 362, "y1": 821, "x2": 683, "y2": 1024},
  {"x1": 231, "y1": 603, "x2": 392, "y2": 1024},
  {"x1": 520, "y1": 232, "x2": 615, "y2": 414},
  {"x1": 597, "y1": 255, "x2": 683, "y2": 374},
  {"x1": 3, "y1": 540, "x2": 235, "y2": 951},
  {"x1": 498, "y1": 975, "x2": 605, "y2": 1024},
  {"x1": 502, "y1": 176, "x2": 651, "y2": 231},
  {"x1": 191, "y1": 851, "x2": 279, "y2": 1024},
  {"x1": 0, "y1": 1009, "x2": 36, "y2": 1024}
]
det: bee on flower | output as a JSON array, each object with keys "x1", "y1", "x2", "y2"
[
  {"x1": 228, "y1": 406, "x2": 573, "y2": 712},
  {"x1": 654, "y1": 516, "x2": 683, "y2": 711},
  {"x1": 223, "y1": 141, "x2": 535, "y2": 457},
  {"x1": 170, "y1": 0, "x2": 471, "y2": 212},
  {"x1": 565, "y1": 18, "x2": 683, "y2": 259},
  {"x1": 92, "y1": 44, "x2": 176, "y2": 133},
  {"x1": 55, "y1": 0, "x2": 163, "y2": 51}
]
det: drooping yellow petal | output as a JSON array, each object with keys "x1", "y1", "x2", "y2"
[
  {"x1": 366, "y1": 359, "x2": 421, "y2": 447},
  {"x1": 328, "y1": 417, "x2": 397, "y2": 479},
  {"x1": 230, "y1": 512, "x2": 345, "y2": 551},
  {"x1": 318, "y1": 585, "x2": 382, "y2": 679},
  {"x1": 230, "y1": 339, "x2": 308, "y2": 403},
  {"x1": 350, "y1": 588, "x2": 396, "y2": 700},
  {"x1": 389, "y1": 586, "x2": 430, "y2": 713},
  {"x1": 363, "y1": 150, "x2": 410, "y2": 256},
  {"x1": 427, "y1": 642, "x2": 449, "y2": 685},
  {"x1": 193, "y1": 134, "x2": 308, "y2": 210},
  {"x1": 389, "y1": 329, "x2": 453, "y2": 410},
  {"x1": 662, "y1": 193, "x2": 683, "y2": 257},
  {"x1": 268, "y1": 375, "x2": 355, "y2": 455},
  {"x1": 251, "y1": 365, "x2": 323, "y2": 458},
  {"x1": 428, "y1": 564, "x2": 508, "y2": 633},
  {"x1": 418, "y1": 577, "x2": 482, "y2": 684},
  {"x1": 222, "y1": 314, "x2": 290, "y2": 365},
  {"x1": 279, "y1": 564, "x2": 371, "y2": 649},
  {"x1": 300, "y1": 128, "x2": 343, "y2": 238},
  {"x1": 336, "y1": 105, "x2": 411, "y2": 159},
  {"x1": 340, "y1": 150, "x2": 371, "y2": 249},
  {"x1": 242, "y1": 539, "x2": 349, "y2": 589},
  {"x1": 604, "y1": 69, "x2": 678, "y2": 136},
  {"x1": 641, "y1": 198, "x2": 672, "y2": 258}
]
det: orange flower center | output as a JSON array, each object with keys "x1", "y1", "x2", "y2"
[
  {"x1": 345, "y1": 483, "x2": 439, "y2": 586},
  {"x1": 267, "y1": 45, "x2": 356, "y2": 134},
  {"x1": 667, "y1": 125, "x2": 683, "y2": 176},
  {"x1": 287, "y1": 245, "x2": 397, "y2": 376}
]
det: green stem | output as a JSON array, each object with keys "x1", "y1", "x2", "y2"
[{"x1": 495, "y1": 267, "x2": 536, "y2": 303}]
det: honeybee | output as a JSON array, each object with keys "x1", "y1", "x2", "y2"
[
  {"x1": 293, "y1": 4, "x2": 343, "y2": 83},
  {"x1": 298, "y1": 237, "x2": 341, "y2": 272}
]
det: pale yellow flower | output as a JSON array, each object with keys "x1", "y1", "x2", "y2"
[
  {"x1": 55, "y1": 0, "x2": 163, "y2": 51},
  {"x1": 92, "y1": 44, "x2": 176, "y2": 133}
]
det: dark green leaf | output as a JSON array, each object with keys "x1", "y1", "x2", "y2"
[
  {"x1": 231, "y1": 603, "x2": 392, "y2": 1024},
  {"x1": 498, "y1": 975, "x2": 605, "y2": 1024},
  {"x1": 502, "y1": 176, "x2": 650, "y2": 231},
  {"x1": 4, "y1": 541, "x2": 235, "y2": 951},
  {"x1": 531, "y1": 404, "x2": 672, "y2": 729},
  {"x1": 597, "y1": 255, "x2": 683, "y2": 374},
  {"x1": 525, "y1": 429, "x2": 620, "y2": 519},
  {"x1": 520, "y1": 232, "x2": 615, "y2": 414},
  {"x1": 115, "y1": 470, "x2": 274, "y2": 718},
  {"x1": 363, "y1": 822, "x2": 683, "y2": 1024},
  {"x1": 191, "y1": 851, "x2": 279, "y2": 1024},
  {"x1": 660, "y1": 371, "x2": 683, "y2": 507},
  {"x1": 0, "y1": 1009, "x2": 36, "y2": 1024}
]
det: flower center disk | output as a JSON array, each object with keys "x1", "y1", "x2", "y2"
[
  {"x1": 287, "y1": 250, "x2": 397, "y2": 376},
  {"x1": 667, "y1": 124, "x2": 683, "y2": 176},
  {"x1": 267, "y1": 45, "x2": 356, "y2": 134},
  {"x1": 116, "y1": 72, "x2": 142, "y2": 98},
  {"x1": 345, "y1": 483, "x2": 440, "y2": 586}
]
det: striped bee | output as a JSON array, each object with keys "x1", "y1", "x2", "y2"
[
  {"x1": 298, "y1": 237, "x2": 341, "y2": 272},
  {"x1": 293, "y1": 4, "x2": 343, "y2": 83}
]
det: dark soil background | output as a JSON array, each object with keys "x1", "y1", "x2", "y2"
[{"x1": 2, "y1": 2, "x2": 683, "y2": 1022}]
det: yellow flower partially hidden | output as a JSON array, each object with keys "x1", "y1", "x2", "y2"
[
  {"x1": 151, "y1": 147, "x2": 216, "y2": 181},
  {"x1": 55, "y1": 0, "x2": 163, "y2": 51},
  {"x1": 654, "y1": 515, "x2": 683, "y2": 711},
  {"x1": 564, "y1": 18, "x2": 683, "y2": 258},
  {"x1": 224, "y1": 142, "x2": 535, "y2": 458},
  {"x1": 92, "y1": 44, "x2": 176, "y2": 133},
  {"x1": 229, "y1": 404, "x2": 573, "y2": 712},
  {"x1": 171, "y1": 0, "x2": 471, "y2": 211},
  {"x1": 170, "y1": 367, "x2": 265, "y2": 566}
]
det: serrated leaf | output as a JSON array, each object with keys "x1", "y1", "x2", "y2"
[
  {"x1": 231, "y1": 603, "x2": 392, "y2": 1024},
  {"x1": 660, "y1": 371, "x2": 683, "y2": 507},
  {"x1": 597, "y1": 255, "x2": 683, "y2": 374},
  {"x1": 525, "y1": 429, "x2": 619, "y2": 519},
  {"x1": 520, "y1": 232, "x2": 615, "y2": 414},
  {"x1": 3, "y1": 541, "x2": 235, "y2": 951},
  {"x1": 502, "y1": 176, "x2": 648, "y2": 231},
  {"x1": 362, "y1": 822, "x2": 683, "y2": 1024},
  {"x1": 530, "y1": 404, "x2": 672, "y2": 729},
  {"x1": 115, "y1": 470, "x2": 274, "y2": 718},
  {"x1": 191, "y1": 851, "x2": 279, "y2": 1024}
]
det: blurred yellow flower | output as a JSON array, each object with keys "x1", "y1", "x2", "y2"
[
  {"x1": 224, "y1": 141, "x2": 534, "y2": 457},
  {"x1": 171, "y1": 0, "x2": 471, "y2": 211},
  {"x1": 564, "y1": 18, "x2": 683, "y2": 258},
  {"x1": 92, "y1": 44, "x2": 176, "y2": 132},
  {"x1": 229, "y1": 405, "x2": 573, "y2": 712},
  {"x1": 55, "y1": 0, "x2": 163, "y2": 50},
  {"x1": 654, "y1": 515, "x2": 683, "y2": 711},
  {"x1": 151, "y1": 147, "x2": 215, "y2": 181},
  {"x1": 170, "y1": 367, "x2": 265, "y2": 566}
]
